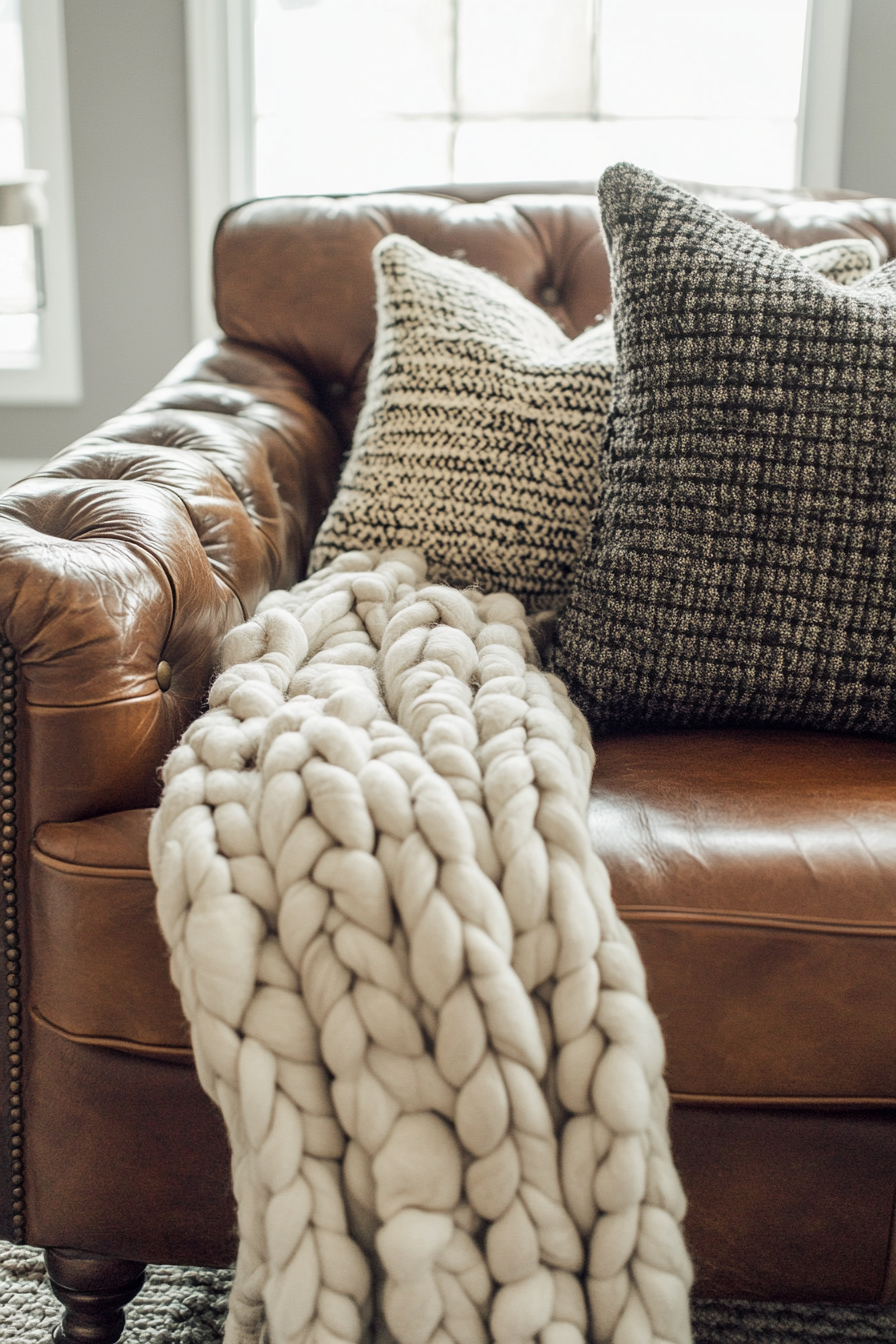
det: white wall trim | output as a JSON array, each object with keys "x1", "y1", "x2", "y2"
[
  {"x1": 0, "y1": 0, "x2": 81, "y2": 406},
  {"x1": 186, "y1": 0, "x2": 254, "y2": 344},
  {"x1": 798, "y1": 0, "x2": 853, "y2": 189}
]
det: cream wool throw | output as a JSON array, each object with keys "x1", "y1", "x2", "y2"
[{"x1": 149, "y1": 550, "x2": 693, "y2": 1344}]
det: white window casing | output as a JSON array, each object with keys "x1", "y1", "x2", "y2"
[
  {"x1": 186, "y1": 0, "x2": 254, "y2": 344},
  {"x1": 798, "y1": 0, "x2": 852, "y2": 190},
  {"x1": 0, "y1": 0, "x2": 81, "y2": 405}
]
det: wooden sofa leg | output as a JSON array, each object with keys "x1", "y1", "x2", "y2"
[{"x1": 44, "y1": 1248, "x2": 146, "y2": 1344}]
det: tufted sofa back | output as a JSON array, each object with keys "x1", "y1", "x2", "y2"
[{"x1": 213, "y1": 180, "x2": 896, "y2": 448}]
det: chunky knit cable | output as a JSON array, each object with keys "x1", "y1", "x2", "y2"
[{"x1": 149, "y1": 550, "x2": 693, "y2": 1344}]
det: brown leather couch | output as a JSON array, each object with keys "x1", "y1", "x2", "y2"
[{"x1": 1, "y1": 179, "x2": 895, "y2": 1341}]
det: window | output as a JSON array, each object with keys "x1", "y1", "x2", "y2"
[
  {"x1": 187, "y1": 0, "x2": 852, "y2": 337},
  {"x1": 254, "y1": 0, "x2": 808, "y2": 195},
  {"x1": 0, "y1": 0, "x2": 38, "y2": 371},
  {"x1": 0, "y1": 0, "x2": 81, "y2": 403}
]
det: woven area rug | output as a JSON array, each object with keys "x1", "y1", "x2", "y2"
[{"x1": 1, "y1": 1244, "x2": 894, "y2": 1343}]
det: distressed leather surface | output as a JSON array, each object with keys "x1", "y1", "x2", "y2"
[
  {"x1": 23, "y1": 1018, "x2": 236, "y2": 1268},
  {"x1": 213, "y1": 183, "x2": 896, "y2": 449},
  {"x1": 30, "y1": 810, "x2": 190, "y2": 1057},
  {"x1": 670, "y1": 1104, "x2": 896, "y2": 1301},
  {"x1": 589, "y1": 730, "x2": 896, "y2": 1103},
  {"x1": 5, "y1": 180, "x2": 896, "y2": 1296}
]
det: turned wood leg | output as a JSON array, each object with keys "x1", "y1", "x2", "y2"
[{"x1": 44, "y1": 1248, "x2": 146, "y2": 1344}]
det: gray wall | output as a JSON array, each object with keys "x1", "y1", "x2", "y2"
[
  {"x1": 0, "y1": 0, "x2": 191, "y2": 463},
  {"x1": 840, "y1": 0, "x2": 896, "y2": 198},
  {"x1": 0, "y1": 0, "x2": 894, "y2": 465}
]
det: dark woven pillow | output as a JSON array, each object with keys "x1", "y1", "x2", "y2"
[{"x1": 553, "y1": 163, "x2": 896, "y2": 737}]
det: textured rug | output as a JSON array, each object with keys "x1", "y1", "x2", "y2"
[
  {"x1": 0, "y1": 1244, "x2": 232, "y2": 1343},
  {"x1": 1, "y1": 1244, "x2": 894, "y2": 1343}
]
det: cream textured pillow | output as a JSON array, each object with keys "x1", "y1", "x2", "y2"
[
  {"x1": 794, "y1": 236, "x2": 880, "y2": 285},
  {"x1": 309, "y1": 234, "x2": 616, "y2": 612}
]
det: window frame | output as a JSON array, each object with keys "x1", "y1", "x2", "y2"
[
  {"x1": 186, "y1": 0, "x2": 254, "y2": 343},
  {"x1": 186, "y1": 0, "x2": 852, "y2": 346},
  {"x1": 0, "y1": 0, "x2": 82, "y2": 405},
  {"x1": 798, "y1": 0, "x2": 853, "y2": 192}
]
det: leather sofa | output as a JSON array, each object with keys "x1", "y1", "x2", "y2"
[{"x1": 1, "y1": 178, "x2": 895, "y2": 1341}]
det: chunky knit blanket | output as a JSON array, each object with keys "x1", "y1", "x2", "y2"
[{"x1": 149, "y1": 550, "x2": 693, "y2": 1344}]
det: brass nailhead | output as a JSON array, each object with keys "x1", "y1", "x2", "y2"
[
  {"x1": 156, "y1": 661, "x2": 172, "y2": 692},
  {"x1": 1, "y1": 639, "x2": 23, "y2": 1242}
]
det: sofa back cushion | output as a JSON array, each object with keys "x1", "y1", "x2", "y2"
[{"x1": 212, "y1": 182, "x2": 896, "y2": 450}]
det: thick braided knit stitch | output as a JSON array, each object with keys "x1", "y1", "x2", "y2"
[{"x1": 149, "y1": 549, "x2": 693, "y2": 1344}]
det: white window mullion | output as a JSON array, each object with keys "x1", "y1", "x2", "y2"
[
  {"x1": 448, "y1": 0, "x2": 459, "y2": 182},
  {"x1": 589, "y1": 0, "x2": 602, "y2": 120}
]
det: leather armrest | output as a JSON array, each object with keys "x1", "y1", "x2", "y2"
[
  {"x1": 0, "y1": 336, "x2": 342, "y2": 829},
  {"x1": 0, "y1": 336, "x2": 343, "y2": 1248}
]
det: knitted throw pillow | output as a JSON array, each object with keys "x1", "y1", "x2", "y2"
[
  {"x1": 309, "y1": 234, "x2": 616, "y2": 612},
  {"x1": 553, "y1": 163, "x2": 896, "y2": 737},
  {"x1": 794, "y1": 236, "x2": 880, "y2": 285}
]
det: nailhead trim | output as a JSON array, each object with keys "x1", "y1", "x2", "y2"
[{"x1": 1, "y1": 641, "x2": 23, "y2": 1242}]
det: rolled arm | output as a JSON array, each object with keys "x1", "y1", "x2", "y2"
[
  {"x1": 0, "y1": 336, "x2": 342, "y2": 1238},
  {"x1": 0, "y1": 336, "x2": 342, "y2": 834}
]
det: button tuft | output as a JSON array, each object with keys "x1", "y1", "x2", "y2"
[
  {"x1": 540, "y1": 285, "x2": 560, "y2": 306},
  {"x1": 157, "y1": 661, "x2": 172, "y2": 692}
]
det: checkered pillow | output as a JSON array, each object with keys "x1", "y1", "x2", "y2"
[{"x1": 554, "y1": 164, "x2": 896, "y2": 736}]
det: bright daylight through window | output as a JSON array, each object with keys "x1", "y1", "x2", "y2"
[
  {"x1": 0, "y1": 0, "x2": 79, "y2": 401},
  {"x1": 0, "y1": 0, "x2": 38, "y2": 370},
  {"x1": 253, "y1": 0, "x2": 810, "y2": 197}
]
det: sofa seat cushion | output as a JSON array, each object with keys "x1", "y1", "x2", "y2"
[
  {"x1": 30, "y1": 734, "x2": 896, "y2": 1110},
  {"x1": 589, "y1": 728, "x2": 896, "y2": 1104},
  {"x1": 30, "y1": 809, "x2": 191, "y2": 1057}
]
